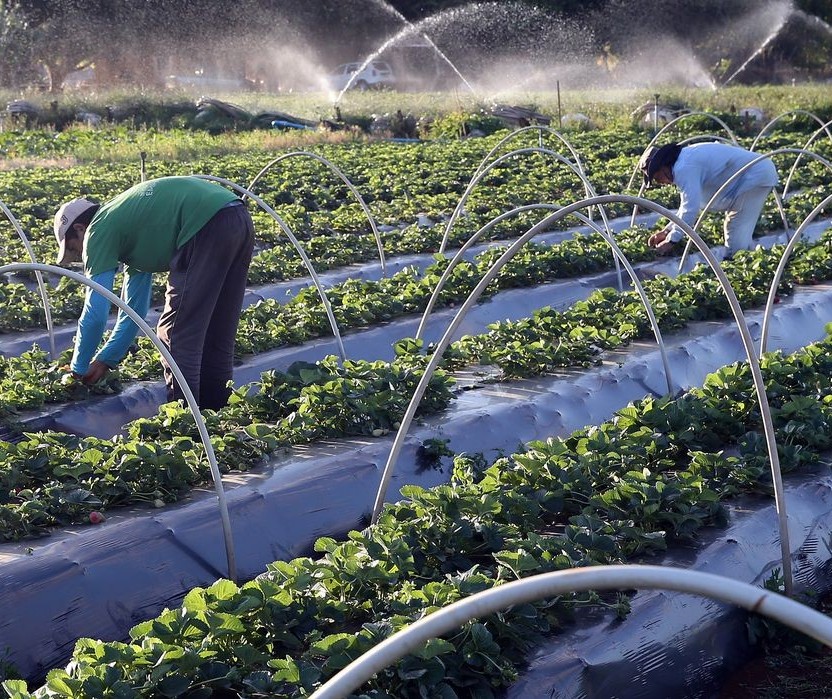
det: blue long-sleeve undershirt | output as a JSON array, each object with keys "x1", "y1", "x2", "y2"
[{"x1": 70, "y1": 269, "x2": 153, "y2": 375}]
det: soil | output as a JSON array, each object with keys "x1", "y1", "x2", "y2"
[
  {"x1": 719, "y1": 594, "x2": 832, "y2": 698},
  {"x1": 718, "y1": 648, "x2": 832, "y2": 698}
]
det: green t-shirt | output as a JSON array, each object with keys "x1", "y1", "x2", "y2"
[{"x1": 84, "y1": 176, "x2": 239, "y2": 276}]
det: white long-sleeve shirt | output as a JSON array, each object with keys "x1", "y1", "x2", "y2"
[{"x1": 667, "y1": 142, "x2": 779, "y2": 240}]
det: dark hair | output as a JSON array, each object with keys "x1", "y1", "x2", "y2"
[{"x1": 646, "y1": 143, "x2": 683, "y2": 180}]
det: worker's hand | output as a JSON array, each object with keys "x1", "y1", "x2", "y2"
[
  {"x1": 654, "y1": 239, "x2": 678, "y2": 256},
  {"x1": 648, "y1": 228, "x2": 678, "y2": 256},
  {"x1": 648, "y1": 228, "x2": 670, "y2": 248},
  {"x1": 81, "y1": 360, "x2": 110, "y2": 385}
]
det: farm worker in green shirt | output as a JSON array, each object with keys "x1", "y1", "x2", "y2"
[
  {"x1": 639, "y1": 141, "x2": 779, "y2": 258},
  {"x1": 53, "y1": 175, "x2": 255, "y2": 410}
]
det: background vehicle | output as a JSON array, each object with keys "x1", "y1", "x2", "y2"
[{"x1": 327, "y1": 60, "x2": 396, "y2": 91}]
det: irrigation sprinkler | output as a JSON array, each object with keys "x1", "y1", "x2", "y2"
[
  {"x1": 759, "y1": 190, "x2": 832, "y2": 357},
  {"x1": 0, "y1": 262, "x2": 238, "y2": 582},
  {"x1": 751, "y1": 109, "x2": 832, "y2": 152},
  {"x1": 653, "y1": 93, "x2": 660, "y2": 134},
  {"x1": 677, "y1": 147, "x2": 832, "y2": 271},
  {"x1": 372, "y1": 194, "x2": 794, "y2": 596},
  {"x1": 0, "y1": 201, "x2": 57, "y2": 359},
  {"x1": 246, "y1": 151, "x2": 386, "y2": 276},
  {"x1": 438, "y1": 147, "x2": 623, "y2": 291},
  {"x1": 309, "y1": 564, "x2": 832, "y2": 699},
  {"x1": 191, "y1": 174, "x2": 347, "y2": 363},
  {"x1": 139, "y1": 151, "x2": 147, "y2": 182},
  {"x1": 413, "y1": 202, "x2": 675, "y2": 395}
]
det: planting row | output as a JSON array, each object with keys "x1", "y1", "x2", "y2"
[
  {"x1": 3, "y1": 229, "x2": 832, "y2": 539},
  {"x1": 1, "y1": 125, "x2": 828, "y2": 330},
  {"x1": 3, "y1": 222, "x2": 832, "y2": 420},
  {"x1": 5, "y1": 326, "x2": 832, "y2": 697}
]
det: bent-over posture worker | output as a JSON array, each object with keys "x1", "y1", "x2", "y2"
[
  {"x1": 54, "y1": 175, "x2": 254, "y2": 410},
  {"x1": 639, "y1": 141, "x2": 779, "y2": 257}
]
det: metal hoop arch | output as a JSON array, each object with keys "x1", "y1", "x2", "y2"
[
  {"x1": 751, "y1": 109, "x2": 832, "y2": 152},
  {"x1": 781, "y1": 118, "x2": 832, "y2": 199},
  {"x1": 414, "y1": 202, "x2": 674, "y2": 395},
  {"x1": 759, "y1": 191, "x2": 832, "y2": 356},
  {"x1": 0, "y1": 201, "x2": 57, "y2": 358},
  {"x1": 438, "y1": 147, "x2": 622, "y2": 290},
  {"x1": 371, "y1": 193, "x2": 792, "y2": 596},
  {"x1": 678, "y1": 147, "x2": 832, "y2": 271},
  {"x1": 191, "y1": 174, "x2": 347, "y2": 363},
  {"x1": 439, "y1": 146, "x2": 612, "y2": 254},
  {"x1": 246, "y1": 151, "x2": 386, "y2": 276},
  {"x1": 309, "y1": 565, "x2": 832, "y2": 699},
  {"x1": 473, "y1": 126, "x2": 605, "y2": 230},
  {"x1": 0, "y1": 262, "x2": 238, "y2": 582},
  {"x1": 474, "y1": 125, "x2": 588, "y2": 185}
]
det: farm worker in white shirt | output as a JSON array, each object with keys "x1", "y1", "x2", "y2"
[{"x1": 638, "y1": 142, "x2": 779, "y2": 257}]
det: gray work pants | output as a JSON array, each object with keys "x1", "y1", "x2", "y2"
[
  {"x1": 156, "y1": 202, "x2": 254, "y2": 410},
  {"x1": 723, "y1": 185, "x2": 774, "y2": 256}
]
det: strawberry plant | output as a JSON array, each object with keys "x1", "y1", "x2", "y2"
[{"x1": 7, "y1": 330, "x2": 832, "y2": 697}]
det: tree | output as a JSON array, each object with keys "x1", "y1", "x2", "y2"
[{"x1": 0, "y1": 0, "x2": 36, "y2": 88}]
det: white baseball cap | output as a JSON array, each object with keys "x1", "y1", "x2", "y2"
[{"x1": 54, "y1": 198, "x2": 98, "y2": 265}]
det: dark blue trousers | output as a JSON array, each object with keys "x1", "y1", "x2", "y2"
[{"x1": 156, "y1": 202, "x2": 254, "y2": 410}]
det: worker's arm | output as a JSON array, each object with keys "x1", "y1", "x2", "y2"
[
  {"x1": 667, "y1": 169, "x2": 702, "y2": 242},
  {"x1": 70, "y1": 269, "x2": 117, "y2": 375},
  {"x1": 94, "y1": 268, "x2": 152, "y2": 367}
]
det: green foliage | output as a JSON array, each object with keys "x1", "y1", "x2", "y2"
[{"x1": 11, "y1": 327, "x2": 832, "y2": 696}]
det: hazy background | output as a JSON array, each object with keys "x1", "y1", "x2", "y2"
[{"x1": 0, "y1": 0, "x2": 830, "y2": 94}]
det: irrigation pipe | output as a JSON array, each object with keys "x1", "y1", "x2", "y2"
[
  {"x1": 0, "y1": 201, "x2": 57, "y2": 359},
  {"x1": 0, "y1": 262, "x2": 238, "y2": 582},
  {"x1": 413, "y1": 202, "x2": 674, "y2": 394},
  {"x1": 309, "y1": 564, "x2": 832, "y2": 699},
  {"x1": 751, "y1": 109, "x2": 832, "y2": 152},
  {"x1": 438, "y1": 147, "x2": 622, "y2": 290},
  {"x1": 677, "y1": 148, "x2": 832, "y2": 271},
  {"x1": 246, "y1": 151, "x2": 386, "y2": 275},
  {"x1": 372, "y1": 193, "x2": 793, "y2": 596},
  {"x1": 759, "y1": 190, "x2": 832, "y2": 356},
  {"x1": 191, "y1": 174, "x2": 347, "y2": 363}
]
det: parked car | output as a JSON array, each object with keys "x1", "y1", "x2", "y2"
[
  {"x1": 165, "y1": 74, "x2": 252, "y2": 91},
  {"x1": 62, "y1": 67, "x2": 95, "y2": 90},
  {"x1": 327, "y1": 60, "x2": 396, "y2": 91}
]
